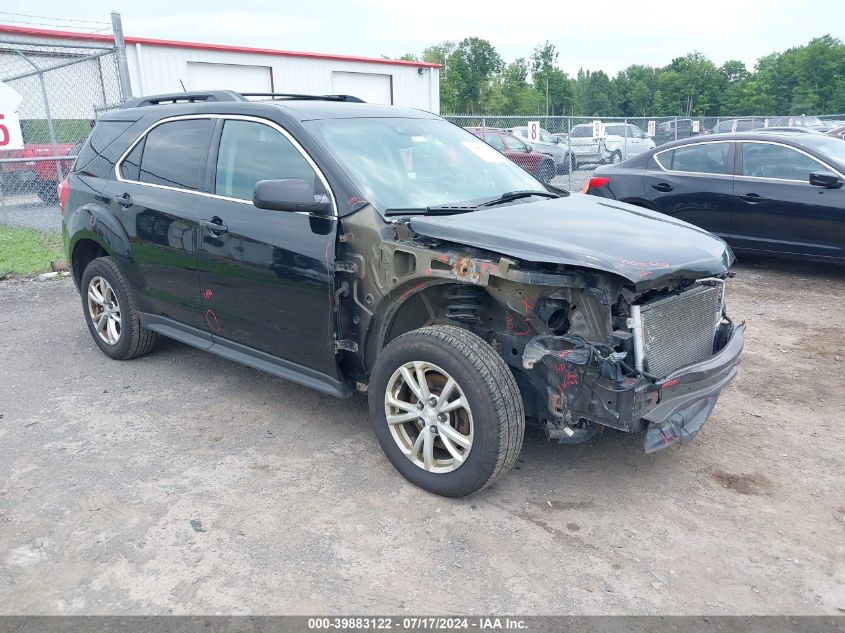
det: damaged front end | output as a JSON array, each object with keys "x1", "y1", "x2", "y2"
[
  {"x1": 336, "y1": 203, "x2": 745, "y2": 453},
  {"x1": 521, "y1": 294, "x2": 745, "y2": 451}
]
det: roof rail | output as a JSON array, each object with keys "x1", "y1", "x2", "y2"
[
  {"x1": 121, "y1": 90, "x2": 246, "y2": 108},
  {"x1": 240, "y1": 93, "x2": 365, "y2": 103}
]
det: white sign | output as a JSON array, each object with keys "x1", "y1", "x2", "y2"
[
  {"x1": 0, "y1": 81, "x2": 24, "y2": 150},
  {"x1": 592, "y1": 120, "x2": 605, "y2": 138},
  {"x1": 527, "y1": 121, "x2": 541, "y2": 142},
  {"x1": 692, "y1": 120, "x2": 700, "y2": 133},
  {"x1": 764, "y1": 119, "x2": 769, "y2": 128},
  {"x1": 647, "y1": 120, "x2": 656, "y2": 137}
]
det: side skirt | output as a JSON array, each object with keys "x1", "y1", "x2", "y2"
[{"x1": 139, "y1": 313, "x2": 350, "y2": 398}]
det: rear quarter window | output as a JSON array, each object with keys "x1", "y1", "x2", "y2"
[{"x1": 73, "y1": 120, "x2": 133, "y2": 176}]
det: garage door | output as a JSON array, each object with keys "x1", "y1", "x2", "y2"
[
  {"x1": 331, "y1": 71, "x2": 392, "y2": 105},
  {"x1": 186, "y1": 62, "x2": 273, "y2": 94}
]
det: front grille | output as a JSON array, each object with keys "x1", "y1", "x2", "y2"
[{"x1": 638, "y1": 283, "x2": 723, "y2": 377}]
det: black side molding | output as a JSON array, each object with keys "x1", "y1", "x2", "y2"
[{"x1": 139, "y1": 313, "x2": 350, "y2": 398}]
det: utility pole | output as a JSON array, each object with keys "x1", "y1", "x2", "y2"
[{"x1": 545, "y1": 75, "x2": 549, "y2": 116}]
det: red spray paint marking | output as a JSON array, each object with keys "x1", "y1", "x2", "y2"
[
  {"x1": 506, "y1": 313, "x2": 531, "y2": 336},
  {"x1": 398, "y1": 281, "x2": 426, "y2": 302},
  {"x1": 520, "y1": 298, "x2": 531, "y2": 315},
  {"x1": 437, "y1": 254, "x2": 450, "y2": 263},
  {"x1": 205, "y1": 309, "x2": 221, "y2": 333},
  {"x1": 555, "y1": 349, "x2": 574, "y2": 360},
  {"x1": 661, "y1": 378, "x2": 679, "y2": 389},
  {"x1": 202, "y1": 289, "x2": 213, "y2": 300},
  {"x1": 639, "y1": 269, "x2": 652, "y2": 279}
]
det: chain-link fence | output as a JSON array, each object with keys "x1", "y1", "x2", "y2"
[
  {"x1": 445, "y1": 114, "x2": 845, "y2": 193},
  {"x1": 0, "y1": 17, "x2": 129, "y2": 231}
]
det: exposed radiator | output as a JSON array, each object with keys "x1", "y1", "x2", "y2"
[{"x1": 634, "y1": 283, "x2": 723, "y2": 377}]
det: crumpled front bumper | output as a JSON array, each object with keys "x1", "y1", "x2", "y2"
[
  {"x1": 642, "y1": 322, "x2": 745, "y2": 452},
  {"x1": 521, "y1": 321, "x2": 745, "y2": 449}
]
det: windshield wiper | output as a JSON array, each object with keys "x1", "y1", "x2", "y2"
[
  {"x1": 384, "y1": 205, "x2": 478, "y2": 216},
  {"x1": 479, "y1": 190, "x2": 560, "y2": 207}
]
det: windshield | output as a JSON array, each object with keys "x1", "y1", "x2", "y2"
[
  {"x1": 539, "y1": 129, "x2": 556, "y2": 143},
  {"x1": 305, "y1": 117, "x2": 542, "y2": 211},
  {"x1": 808, "y1": 136, "x2": 845, "y2": 166}
]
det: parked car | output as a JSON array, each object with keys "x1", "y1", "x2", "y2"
[
  {"x1": 62, "y1": 90, "x2": 744, "y2": 497},
  {"x1": 602, "y1": 123, "x2": 656, "y2": 160},
  {"x1": 585, "y1": 131, "x2": 845, "y2": 262},
  {"x1": 553, "y1": 124, "x2": 611, "y2": 167},
  {"x1": 766, "y1": 115, "x2": 828, "y2": 131},
  {"x1": 711, "y1": 118, "x2": 765, "y2": 133},
  {"x1": 464, "y1": 127, "x2": 556, "y2": 182},
  {"x1": 0, "y1": 142, "x2": 77, "y2": 203},
  {"x1": 508, "y1": 125, "x2": 574, "y2": 173},
  {"x1": 653, "y1": 119, "x2": 707, "y2": 145}
]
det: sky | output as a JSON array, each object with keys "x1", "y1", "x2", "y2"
[{"x1": 1, "y1": 0, "x2": 841, "y2": 76}]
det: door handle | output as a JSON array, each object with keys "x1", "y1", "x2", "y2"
[
  {"x1": 199, "y1": 218, "x2": 228, "y2": 234},
  {"x1": 114, "y1": 192, "x2": 133, "y2": 207},
  {"x1": 651, "y1": 182, "x2": 673, "y2": 192},
  {"x1": 739, "y1": 193, "x2": 764, "y2": 203}
]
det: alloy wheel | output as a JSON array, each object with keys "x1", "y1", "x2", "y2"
[
  {"x1": 384, "y1": 361, "x2": 474, "y2": 473},
  {"x1": 87, "y1": 276, "x2": 122, "y2": 345}
]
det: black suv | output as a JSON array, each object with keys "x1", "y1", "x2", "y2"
[{"x1": 62, "y1": 90, "x2": 744, "y2": 497}]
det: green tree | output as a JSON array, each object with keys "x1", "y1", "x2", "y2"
[{"x1": 448, "y1": 37, "x2": 503, "y2": 113}]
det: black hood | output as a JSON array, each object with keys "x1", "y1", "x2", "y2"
[{"x1": 408, "y1": 194, "x2": 734, "y2": 287}]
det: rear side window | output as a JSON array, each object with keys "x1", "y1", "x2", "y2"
[
  {"x1": 570, "y1": 126, "x2": 592, "y2": 138},
  {"x1": 215, "y1": 119, "x2": 319, "y2": 201},
  {"x1": 657, "y1": 142, "x2": 730, "y2": 174},
  {"x1": 138, "y1": 119, "x2": 213, "y2": 191}
]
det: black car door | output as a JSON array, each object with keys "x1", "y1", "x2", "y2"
[
  {"x1": 732, "y1": 140, "x2": 845, "y2": 260},
  {"x1": 112, "y1": 117, "x2": 213, "y2": 331},
  {"x1": 644, "y1": 140, "x2": 735, "y2": 238},
  {"x1": 195, "y1": 116, "x2": 340, "y2": 378}
]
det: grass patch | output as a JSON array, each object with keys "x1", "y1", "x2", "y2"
[{"x1": 0, "y1": 225, "x2": 64, "y2": 275}]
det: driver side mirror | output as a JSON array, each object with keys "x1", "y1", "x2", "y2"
[
  {"x1": 253, "y1": 178, "x2": 332, "y2": 214},
  {"x1": 809, "y1": 171, "x2": 842, "y2": 188}
]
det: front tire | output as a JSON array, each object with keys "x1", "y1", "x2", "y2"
[
  {"x1": 369, "y1": 325, "x2": 525, "y2": 497},
  {"x1": 80, "y1": 256, "x2": 158, "y2": 360}
]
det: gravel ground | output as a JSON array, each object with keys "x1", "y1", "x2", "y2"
[
  {"x1": 0, "y1": 256, "x2": 843, "y2": 615},
  {"x1": 0, "y1": 196, "x2": 61, "y2": 233}
]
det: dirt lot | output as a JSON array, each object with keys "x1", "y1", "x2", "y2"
[{"x1": 1, "y1": 256, "x2": 843, "y2": 615}]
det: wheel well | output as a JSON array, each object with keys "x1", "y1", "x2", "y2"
[
  {"x1": 369, "y1": 282, "x2": 505, "y2": 370},
  {"x1": 71, "y1": 239, "x2": 107, "y2": 287}
]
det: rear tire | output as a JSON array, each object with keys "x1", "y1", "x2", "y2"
[
  {"x1": 36, "y1": 180, "x2": 58, "y2": 204},
  {"x1": 538, "y1": 158, "x2": 555, "y2": 184},
  {"x1": 369, "y1": 325, "x2": 525, "y2": 497},
  {"x1": 80, "y1": 256, "x2": 158, "y2": 360}
]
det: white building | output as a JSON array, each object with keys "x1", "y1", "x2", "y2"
[{"x1": 0, "y1": 24, "x2": 441, "y2": 119}]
